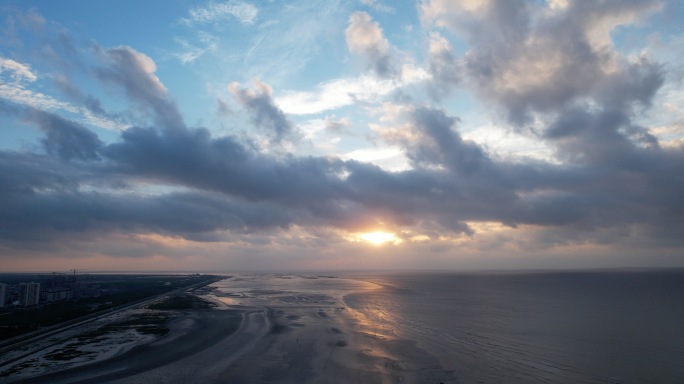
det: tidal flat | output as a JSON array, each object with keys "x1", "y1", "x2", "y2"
[{"x1": 1, "y1": 274, "x2": 455, "y2": 384}]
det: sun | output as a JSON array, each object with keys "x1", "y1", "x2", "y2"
[{"x1": 359, "y1": 231, "x2": 397, "y2": 245}]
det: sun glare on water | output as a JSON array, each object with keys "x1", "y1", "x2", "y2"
[{"x1": 360, "y1": 231, "x2": 397, "y2": 245}]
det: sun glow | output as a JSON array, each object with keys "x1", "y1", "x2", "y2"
[{"x1": 359, "y1": 231, "x2": 398, "y2": 245}]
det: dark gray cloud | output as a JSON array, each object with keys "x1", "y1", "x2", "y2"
[
  {"x1": 103, "y1": 125, "x2": 345, "y2": 205},
  {"x1": 229, "y1": 80, "x2": 298, "y2": 143},
  {"x1": 0, "y1": 151, "x2": 79, "y2": 198},
  {"x1": 406, "y1": 107, "x2": 490, "y2": 174},
  {"x1": 374, "y1": 104, "x2": 684, "y2": 243},
  {"x1": 0, "y1": 168, "x2": 295, "y2": 245},
  {"x1": 28, "y1": 110, "x2": 103, "y2": 161},
  {"x1": 0, "y1": 100, "x2": 103, "y2": 161},
  {"x1": 1, "y1": 101, "x2": 683, "y2": 251}
]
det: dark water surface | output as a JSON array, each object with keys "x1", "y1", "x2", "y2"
[{"x1": 345, "y1": 270, "x2": 684, "y2": 383}]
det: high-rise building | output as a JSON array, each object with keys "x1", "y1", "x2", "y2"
[
  {"x1": 45, "y1": 288, "x2": 73, "y2": 302},
  {"x1": 0, "y1": 283, "x2": 6, "y2": 308},
  {"x1": 19, "y1": 282, "x2": 40, "y2": 307}
]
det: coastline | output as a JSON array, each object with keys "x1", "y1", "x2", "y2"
[
  {"x1": 2, "y1": 274, "x2": 456, "y2": 384},
  {"x1": 4, "y1": 305, "x2": 251, "y2": 384}
]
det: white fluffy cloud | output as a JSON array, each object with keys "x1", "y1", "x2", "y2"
[{"x1": 276, "y1": 66, "x2": 428, "y2": 115}]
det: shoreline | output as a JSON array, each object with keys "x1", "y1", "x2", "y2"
[
  {"x1": 3, "y1": 274, "x2": 457, "y2": 384},
  {"x1": 0, "y1": 276, "x2": 224, "y2": 356},
  {"x1": 7, "y1": 307, "x2": 250, "y2": 384}
]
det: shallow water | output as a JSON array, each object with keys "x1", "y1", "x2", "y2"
[
  {"x1": 209, "y1": 273, "x2": 376, "y2": 307},
  {"x1": 344, "y1": 270, "x2": 684, "y2": 384}
]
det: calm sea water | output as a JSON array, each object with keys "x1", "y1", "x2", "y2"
[{"x1": 344, "y1": 270, "x2": 684, "y2": 384}]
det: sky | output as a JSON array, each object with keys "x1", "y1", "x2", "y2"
[{"x1": 1, "y1": 0, "x2": 683, "y2": 272}]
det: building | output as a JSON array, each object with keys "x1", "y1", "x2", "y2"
[
  {"x1": 19, "y1": 282, "x2": 41, "y2": 307},
  {"x1": 45, "y1": 288, "x2": 73, "y2": 302},
  {"x1": 0, "y1": 283, "x2": 6, "y2": 308}
]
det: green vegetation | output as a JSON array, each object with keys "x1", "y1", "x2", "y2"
[
  {"x1": 44, "y1": 347, "x2": 97, "y2": 361},
  {"x1": 148, "y1": 294, "x2": 216, "y2": 310},
  {"x1": 0, "y1": 359, "x2": 39, "y2": 377},
  {"x1": 0, "y1": 310, "x2": 177, "y2": 377},
  {"x1": 108, "y1": 312, "x2": 172, "y2": 337}
]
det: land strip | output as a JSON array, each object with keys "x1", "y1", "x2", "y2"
[{"x1": 0, "y1": 276, "x2": 224, "y2": 370}]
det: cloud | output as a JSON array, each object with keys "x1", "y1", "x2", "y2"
[
  {"x1": 0, "y1": 169, "x2": 295, "y2": 245},
  {"x1": 0, "y1": 57, "x2": 37, "y2": 82},
  {"x1": 216, "y1": 97, "x2": 232, "y2": 116},
  {"x1": 27, "y1": 109, "x2": 103, "y2": 161},
  {"x1": 225, "y1": 2, "x2": 351, "y2": 85},
  {"x1": 229, "y1": 79, "x2": 298, "y2": 143},
  {"x1": 339, "y1": 146, "x2": 404, "y2": 168},
  {"x1": 324, "y1": 116, "x2": 352, "y2": 134},
  {"x1": 52, "y1": 74, "x2": 123, "y2": 124},
  {"x1": 420, "y1": 0, "x2": 663, "y2": 124},
  {"x1": 426, "y1": 32, "x2": 461, "y2": 100},
  {"x1": 1, "y1": 1, "x2": 683, "y2": 268},
  {"x1": 369, "y1": 102, "x2": 684, "y2": 242},
  {"x1": 181, "y1": 0, "x2": 258, "y2": 25},
  {"x1": 2, "y1": 101, "x2": 683, "y2": 257},
  {"x1": 407, "y1": 107, "x2": 491, "y2": 174},
  {"x1": 173, "y1": 33, "x2": 219, "y2": 64},
  {"x1": 277, "y1": 75, "x2": 395, "y2": 115},
  {"x1": 410, "y1": 2, "x2": 683, "y2": 247},
  {"x1": 0, "y1": 56, "x2": 127, "y2": 131},
  {"x1": 0, "y1": 126, "x2": 347, "y2": 244},
  {"x1": 14, "y1": 8, "x2": 46, "y2": 31},
  {"x1": 94, "y1": 45, "x2": 185, "y2": 130},
  {"x1": 276, "y1": 68, "x2": 428, "y2": 115},
  {"x1": 103, "y1": 124, "x2": 347, "y2": 207},
  {"x1": 345, "y1": 11, "x2": 395, "y2": 77},
  {"x1": 360, "y1": 0, "x2": 394, "y2": 13}
]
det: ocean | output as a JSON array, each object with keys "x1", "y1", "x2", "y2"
[{"x1": 344, "y1": 270, "x2": 684, "y2": 383}]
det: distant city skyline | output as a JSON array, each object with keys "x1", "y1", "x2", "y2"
[{"x1": 1, "y1": 0, "x2": 683, "y2": 271}]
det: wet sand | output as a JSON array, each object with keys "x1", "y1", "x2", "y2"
[
  {"x1": 205, "y1": 275, "x2": 456, "y2": 384},
  {"x1": 5, "y1": 275, "x2": 456, "y2": 384},
  {"x1": 216, "y1": 304, "x2": 456, "y2": 384}
]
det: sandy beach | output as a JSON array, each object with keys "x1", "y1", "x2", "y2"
[{"x1": 2, "y1": 275, "x2": 456, "y2": 384}]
